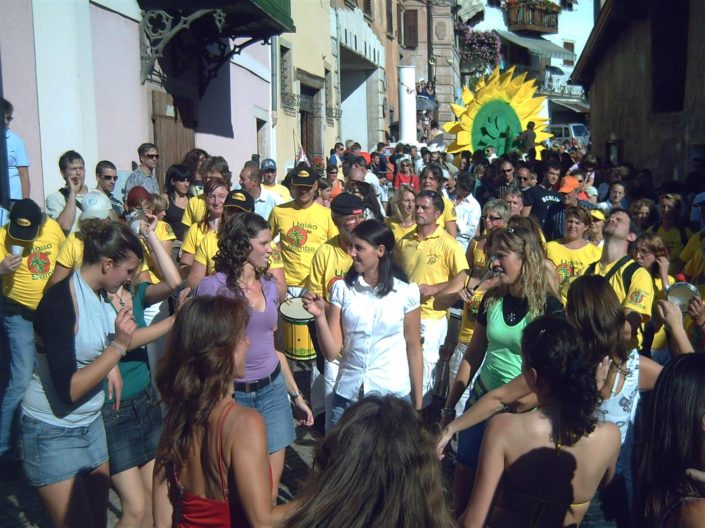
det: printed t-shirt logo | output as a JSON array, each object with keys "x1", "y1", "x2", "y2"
[
  {"x1": 426, "y1": 253, "x2": 439, "y2": 265},
  {"x1": 556, "y1": 262, "x2": 574, "y2": 281},
  {"x1": 286, "y1": 226, "x2": 308, "y2": 248},
  {"x1": 28, "y1": 252, "x2": 50, "y2": 275},
  {"x1": 628, "y1": 289, "x2": 645, "y2": 306}
]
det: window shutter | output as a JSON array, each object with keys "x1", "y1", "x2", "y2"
[
  {"x1": 386, "y1": 0, "x2": 393, "y2": 34},
  {"x1": 403, "y1": 10, "x2": 418, "y2": 48}
]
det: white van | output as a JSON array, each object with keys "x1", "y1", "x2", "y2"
[{"x1": 549, "y1": 123, "x2": 590, "y2": 149}]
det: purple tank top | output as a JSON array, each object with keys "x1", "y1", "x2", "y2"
[{"x1": 195, "y1": 273, "x2": 280, "y2": 382}]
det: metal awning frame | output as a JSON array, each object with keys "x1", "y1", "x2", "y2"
[{"x1": 495, "y1": 30, "x2": 577, "y2": 61}]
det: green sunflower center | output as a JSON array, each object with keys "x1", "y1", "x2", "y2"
[{"x1": 471, "y1": 100, "x2": 522, "y2": 155}]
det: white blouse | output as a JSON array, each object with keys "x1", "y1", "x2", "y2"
[{"x1": 330, "y1": 276, "x2": 420, "y2": 400}]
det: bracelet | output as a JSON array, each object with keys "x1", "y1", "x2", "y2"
[
  {"x1": 109, "y1": 341, "x2": 127, "y2": 357},
  {"x1": 698, "y1": 320, "x2": 705, "y2": 329},
  {"x1": 289, "y1": 391, "x2": 301, "y2": 401},
  {"x1": 441, "y1": 407, "x2": 456, "y2": 418}
]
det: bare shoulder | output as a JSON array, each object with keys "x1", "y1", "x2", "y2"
[
  {"x1": 679, "y1": 498, "x2": 705, "y2": 528},
  {"x1": 222, "y1": 404, "x2": 266, "y2": 446},
  {"x1": 589, "y1": 421, "x2": 621, "y2": 455}
]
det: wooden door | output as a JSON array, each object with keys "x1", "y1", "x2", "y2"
[{"x1": 152, "y1": 91, "x2": 196, "y2": 190}]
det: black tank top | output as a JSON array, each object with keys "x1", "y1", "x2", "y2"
[{"x1": 165, "y1": 197, "x2": 186, "y2": 241}]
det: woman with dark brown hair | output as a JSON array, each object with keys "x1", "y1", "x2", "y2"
[
  {"x1": 193, "y1": 213, "x2": 312, "y2": 502},
  {"x1": 152, "y1": 295, "x2": 289, "y2": 527},
  {"x1": 281, "y1": 395, "x2": 455, "y2": 528}
]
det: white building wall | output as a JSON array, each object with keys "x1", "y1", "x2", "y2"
[
  {"x1": 340, "y1": 71, "x2": 369, "y2": 146},
  {"x1": 33, "y1": 0, "x2": 99, "y2": 196}
]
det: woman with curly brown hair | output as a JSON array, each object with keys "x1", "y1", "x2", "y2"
[
  {"x1": 281, "y1": 395, "x2": 455, "y2": 528},
  {"x1": 152, "y1": 296, "x2": 290, "y2": 527},
  {"x1": 193, "y1": 213, "x2": 312, "y2": 502}
]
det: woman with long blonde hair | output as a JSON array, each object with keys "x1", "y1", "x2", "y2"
[
  {"x1": 386, "y1": 184, "x2": 416, "y2": 240},
  {"x1": 441, "y1": 225, "x2": 563, "y2": 515}
]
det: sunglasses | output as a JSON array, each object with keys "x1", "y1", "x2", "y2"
[
  {"x1": 101, "y1": 175, "x2": 118, "y2": 181},
  {"x1": 518, "y1": 176, "x2": 530, "y2": 181},
  {"x1": 145, "y1": 154, "x2": 160, "y2": 159},
  {"x1": 502, "y1": 169, "x2": 513, "y2": 173},
  {"x1": 484, "y1": 215, "x2": 503, "y2": 222}
]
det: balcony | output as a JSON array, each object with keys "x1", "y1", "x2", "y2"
[{"x1": 506, "y1": 3, "x2": 559, "y2": 34}]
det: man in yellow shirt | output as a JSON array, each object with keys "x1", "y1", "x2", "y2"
[
  {"x1": 260, "y1": 158, "x2": 291, "y2": 202},
  {"x1": 306, "y1": 193, "x2": 365, "y2": 425},
  {"x1": 269, "y1": 165, "x2": 338, "y2": 293},
  {"x1": 419, "y1": 164, "x2": 458, "y2": 237},
  {"x1": 396, "y1": 190, "x2": 468, "y2": 408},
  {"x1": 587, "y1": 208, "x2": 654, "y2": 347},
  {"x1": 0, "y1": 199, "x2": 65, "y2": 460}
]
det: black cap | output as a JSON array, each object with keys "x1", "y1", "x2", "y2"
[
  {"x1": 9, "y1": 199, "x2": 42, "y2": 242},
  {"x1": 331, "y1": 192, "x2": 365, "y2": 216},
  {"x1": 291, "y1": 166, "x2": 318, "y2": 186},
  {"x1": 224, "y1": 190, "x2": 255, "y2": 213}
]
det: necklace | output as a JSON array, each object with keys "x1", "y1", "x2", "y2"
[{"x1": 238, "y1": 279, "x2": 258, "y2": 294}]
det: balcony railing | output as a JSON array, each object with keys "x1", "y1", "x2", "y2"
[
  {"x1": 513, "y1": 65, "x2": 585, "y2": 99},
  {"x1": 507, "y1": 4, "x2": 559, "y2": 34}
]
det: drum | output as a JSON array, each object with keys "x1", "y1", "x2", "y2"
[
  {"x1": 279, "y1": 297, "x2": 316, "y2": 361},
  {"x1": 666, "y1": 282, "x2": 699, "y2": 313}
]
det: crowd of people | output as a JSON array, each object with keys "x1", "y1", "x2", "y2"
[{"x1": 1, "y1": 110, "x2": 705, "y2": 527}]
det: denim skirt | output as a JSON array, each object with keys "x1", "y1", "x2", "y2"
[
  {"x1": 21, "y1": 413, "x2": 108, "y2": 487},
  {"x1": 233, "y1": 371, "x2": 295, "y2": 454},
  {"x1": 101, "y1": 384, "x2": 163, "y2": 475}
]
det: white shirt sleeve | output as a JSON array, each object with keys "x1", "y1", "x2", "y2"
[{"x1": 404, "y1": 282, "x2": 421, "y2": 314}]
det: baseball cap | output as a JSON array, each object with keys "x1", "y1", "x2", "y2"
[
  {"x1": 590, "y1": 209, "x2": 605, "y2": 222},
  {"x1": 291, "y1": 166, "x2": 318, "y2": 187},
  {"x1": 80, "y1": 191, "x2": 113, "y2": 220},
  {"x1": 261, "y1": 159, "x2": 277, "y2": 172},
  {"x1": 224, "y1": 190, "x2": 254, "y2": 213},
  {"x1": 331, "y1": 193, "x2": 365, "y2": 216},
  {"x1": 9, "y1": 199, "x2": 42, "y2": 242},
  {"x1": 558, "y1": 176, "x2": 580, "y2": 194},
  {"x1": 126, "y1": 186, "x2": 152, "y2": 208}
]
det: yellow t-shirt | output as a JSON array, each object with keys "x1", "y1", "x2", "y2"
[
  {"x1": 591, "y1": 258, "x2": 654, "y2": 320},
  {"x1": 262, "y1": 183, "x2": 291, "y2": 203},
  {"x1": 546, "y1": 241, "x2": 601, "y2": 302},
  {"x1": 458, "y1": 288, "x2": 487, "y2": 343},
  {"x1": 685, "y1": 250, "x2": 705, "y2": 285},
  {"x1": 396, "y1": 225, "x2": 469, "y2": 319},
  {"x1": 386, "y1": 218, "x2": 416, "y2": 241},
  {"x1": 651, "y1": 275, "x2": 675, "y2": 351},
  {"x1": 141, "y1": 221, "x2": 176, "y2": 283},
  {"x1": 181, "y1": 223, "x2": 210, "y2": 256},
  {"x1": 181, "y1": 195, "x2": 207, "y2": 227},
  {"x1": 0, "y1": 218, "x2": 66, "y2": 309},
  {"x1": 268, "y1": 202, "x2": 338, "y2": 287},
  {"x1": 679, "y1": 230, "x2": 704, "y2": 265},
  {"x1": 437, "y1": 196, "x2": 457, "y2": 229},
  {"x1": 194, "y1": 232, "x2": 283, "y2": 276},
  {"x1": 656, "y1": 225, "x2": 692, "y2": 262},
  {"x1": 306, "y1": 235, "x2": 352, "y2": 302},
  {"x1": 56, "y1": 232, "x2": 84, "y2": 270}
]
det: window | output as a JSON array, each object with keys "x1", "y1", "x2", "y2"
[
  {"x1": 364, "y1": 0, "x2": 372, "y2": 16},
  {"x1": 562, "y1": 41, "x2": 575, "y2": 66},
  {"x1": 560, "y1": 0, "x2": 575, "y2": 10},
  {"x1": 280, "y1": 45, "x2": 292, "y2": 95},
  {"x1": 403, "y1": 9, "x2": 418, "y2": 49},
  {"x1": 386, "y1": 0, "x2": 394, "y2": 36},
  {"x1": 651, "y1": 0, "x2": 688, "y2": 113}
]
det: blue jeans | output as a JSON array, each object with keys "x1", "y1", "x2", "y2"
[{"x1": 0, "y1": 315, "x2": 37, "y2": 458}]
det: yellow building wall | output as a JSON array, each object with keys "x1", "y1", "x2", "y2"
[{"x1": 276, "y1": 1, "x2": 339, "y2": 170}]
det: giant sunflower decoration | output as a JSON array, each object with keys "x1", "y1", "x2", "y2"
[{"x1": 445, "y1": 66, "x2": 551, "y2": 156}]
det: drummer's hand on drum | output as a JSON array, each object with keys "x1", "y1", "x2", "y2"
[
  {"x1": 302, "y1": 292, "x2": 325, "y2": 319},
  {"x1": 656, "y1": 299, "x2": 683, "y2": 331},
  {"x1": 687, "y1": 296, "x2": 705, "y2": 327}
]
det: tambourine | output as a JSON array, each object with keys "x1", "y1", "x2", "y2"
[{"x1": 666, "y1": 282, "x2": 700, "y2": 313}]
